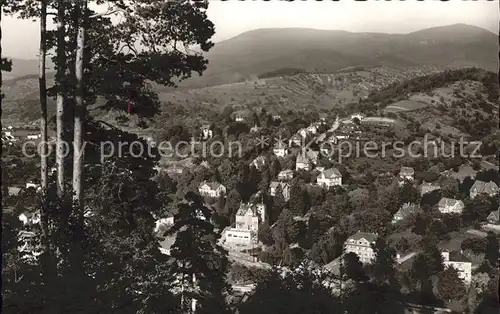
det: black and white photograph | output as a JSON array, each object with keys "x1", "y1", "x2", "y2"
[{"x1": 1, "y1": 0, "x2": 499, "y2": 313}]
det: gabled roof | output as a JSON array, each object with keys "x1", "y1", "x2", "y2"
[
  {"x1": 447, "y1": 251, "x2": 471, "y2": 263},
  {"x1": 394, "y1": 203, "x2": 420, "y2": 219},
  {"x1": 199, "y1": 181, "x2": 224, "y2": 190},
  {"x1": 296, "y1": 153, "x2": 309, "y2": 164},
  {"x1": 315, "y1": 133, "x2": 327, "y2": 142},
  {"x1": 321, "y1": 168, "x2": 342, "y2": 179},
  {"x1": 274, "y1": 141, "x2": 287, "y2": 149},
  {"x1": 399, "y1": 166, "x2": 415, "y2": 176},
  {"x1": 270, "y1": 181, "x2": 290, "y2": 189},
  {"x1": 236, "y1": 203, "x2": 261, "y2": 217},
  {"x1": 306, "y1": 150, "x2": 319, "y2": 160},
  {"x1": 159, "y1": 234, "x2": 176, "y2": 251},
  {"x1": 470, "y1": 180, "x2": 499, "y2": 195},
  {"x1": 252, "y1": 156, "x2": 267, "y2": 168},
  {"x1": 347, "y1": 231, "x2": 378, "y2": 243},
  {"x1": 278, "y1": 169, "x2": 293, "y2": 175},
  {"x1": 420, "y1": 182, "x2": 441, "y2": 195},
  {"x1": 438, "y1": 197, "x2": 464, "y2": 208},
  {"x1": 8, "y1": 187, "x2": 22, "y2": 196},
  {"x1": 487, "y1": 208, "x2": 499, "y2": 222}
]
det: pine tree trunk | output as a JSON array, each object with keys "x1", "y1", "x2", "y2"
[
  {"x1": 39, "y1": 0, "x2": 50, "y2": 259},
  {"x1": 73, "y1": 0, "x2": 87, "y2": 220},
  {"x1": 0, "y1": 4, "x2": 2, "y2": 120},
  {"x1": 55, "y1": 0, "x2": 67, "y2": 198}
]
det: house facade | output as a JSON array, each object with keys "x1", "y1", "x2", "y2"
[
  {"x1": 154, "y1": 216, "x2": 175, "y2": 233},
  {"x1": 198, "y1": 181, "x2": 226, "y2": 198},
  {"x1": 224, "y1": 228, "x2": 253, "y2": 245},
  {"x1": 438, "y1": 197, "x2": 464, "y2": 214},
  {"x1": 399, "y1": 166, "x2": 415, "y2": 181},
  {"x1": 8, "y1": 186, "x2": 22, "y2": 196},
  {"x1": 296, "y1": 154, "x2": 310, "y2": 171},
  {"x1": 269, "y1": 181, "x2": 291, "y2": 201},
  {"x1": 350, "y1": 113, "x2": 365, "y2": 122},
  {"x1": 200, "y1": 125, "x2": 213, "y2": 140},
  {"x1": 469, "y1": 180, "x2": 499, "y2": 199},
  {"x1": 224, "y1": 202, "x2": 266, "y2": 246},
  {"x1": 392, "y1": 203, "x2": 420, "y2": 224},
  {"x1": 306, "y1": 124, "x2": 318, "y2": 135},
  {"x1": 316, "y1": 168, "x2": 342, "y2": 188},
  {"x1": 306, "y1": 150, "x2": 319, "y2": 165},
  {"x1": 289, "y1": 134, "x2": 303, "y2": 147},
  {"x1": 487, "y1": 207, "x2": 499, "y2": 225},
  {"x1": 18, "y1": 211, "x2": 40, "y2": 226},
  {"x1": 27, "y1": 134, "x2": 41, "y2": 140},
  {"x1": 251, "y1": 156, "x2": 267, "y2": 171},
  {"x1": 420, "y1": 182, "x2": 441, "y2": 196},
  {"x1": 235, "y1": 202, "x2": 266, "y2": 230},
  {"x1": 273, "y1": 142, "x2": 288, "y2": 157},
  {"x1": 277, "y1": 169, "x2": 294, "y2": 181},
  {"x1": 344, "y1": 232, "x2": 378, "y2": 264},
  {"x1": 442, "y1": 251, "x2": 472, "y2": 285},
  {"x1": 298, "y1": 128, "x2": 308, "y2": 138},
  {"x1": 26, "y1": 181, "x2": 41, "y2": 192}
]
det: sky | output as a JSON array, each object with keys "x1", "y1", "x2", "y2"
[{"x1": 2, "y1": 0, "x2": 498, "y2": 59}]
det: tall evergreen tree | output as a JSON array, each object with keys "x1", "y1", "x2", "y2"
[
  {"x1": 370, "y1": 237, "x2": 398, "y2": 286},
  {"x1": 168, "y1": 192, "x2": 231, "y2": 314}
]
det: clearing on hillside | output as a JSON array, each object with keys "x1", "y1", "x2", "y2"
[{"x1": 384, "y1": 100, "x2": 429, "y2": 113}]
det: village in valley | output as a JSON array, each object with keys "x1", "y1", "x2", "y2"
[
  {"x1": 4, "y1": 66, "x2": 500, "y2": 313},
  {"x1": 145, "y1": 106, "x2": 499, "y2": 303},
  {"x1": 4, "y1": 82, "x2": 500, "y2": 308}
]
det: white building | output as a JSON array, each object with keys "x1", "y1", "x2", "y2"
[
  {"x1": 399, "y1": 166, "x2": 415, "y2": 181},
  {"x1": 487, "y1": 206, "x2": 500, "y2": 225},
  {"x1": 469, "y1": 180, "x2": 499, "y2": 199},
  {"x1": 198, "y1": 181, "x2": 226, "y2": 198},
  {"x1": 224, "y1": 228, "x2": 253, "y2": 245},
  {"x1": 224, "y1": 202, "x2": 266, "y2": 246},
  {"x1": 251, "y1": 156, "x2": 267, "y2": 171},
  {"x1": 316, "y1": 168, "x2": 342, "y2": 188},
  {"x1": 235, "y1": 202, "x2": 266, "y2": 231},
  {"x1": 289, "y1": 134, "x2": 303, "y2": 147},
  {"x1": 277, "y1": 169, "x2": 294, "y2": 181},
  {"x1": 392, "y1": 203, "x2": 420, "y2": 224},
  {"x1": 235, "y1": 115, "x2": 245, "y2": 122},
  {"x1": 154, "y1": 216, "x2": 175, "y2": 233},
  {"x1": 420, "y1": 182, "x2": 441, "y2": 196},
  {"x1": 273, "y1": 142, "x2": 288, "y2": 157},
  {"x1": 18, "y1": 211, "x2": 40, "y2": 226},
  {"x1": 438, "y1": 197, "x2": 464, "y2": 214},
  {"x1": 298, "y1": 128, "x2": 308, "y2": 138},
  {"x1": 307, "y1": 124, "x2": 318, "y2": 135},
  {"x1": 296, "y1": 154, "x2": 310, "y2": 171},
  {"x1": 200, "y1": 124, "x2": 213, "y2": 140},
  {"x1": 26, "y1": 181, "x2": 41, "y2": 192},
  {"x1": 350, "y1": 113, "x2": 365, "y2": 122},
  {"x1": 8, "y1": 186, "x2": 22, "y2": 196},
  {"x1": 305, "y1": 150, "x2": 319, "y2": 165},
  {"x1": 27, "y1": 134, "x2": 41, "y2": 140},
  {"x1": 442, "y1": 251, "x2": 472, "y2": 285},
  {"x1": 344, "y1": 232, "x2": 378, "y2": 264}
]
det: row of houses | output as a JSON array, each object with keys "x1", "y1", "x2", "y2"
[{"x1": 344, "y1": 231, "x2": 472, "y2": 285}]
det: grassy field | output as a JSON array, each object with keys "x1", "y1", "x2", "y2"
[{"x1": 384, "y1": 100, "x2": 429, "y2": 113}]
